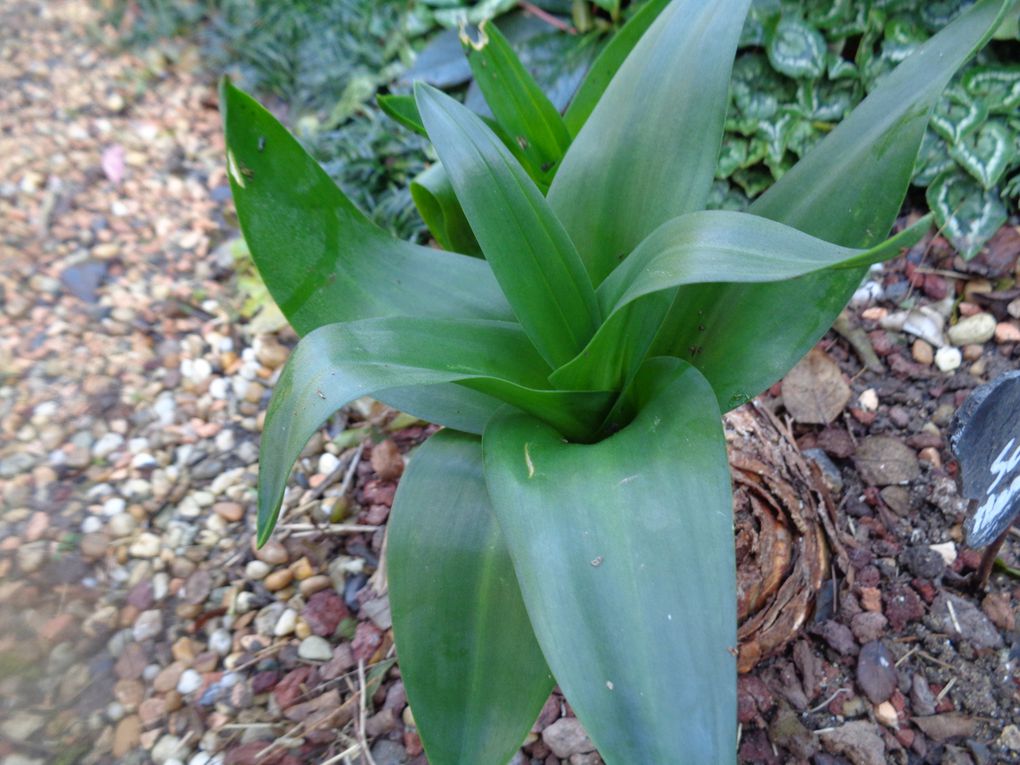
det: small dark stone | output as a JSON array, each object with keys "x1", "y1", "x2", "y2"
[
  {"x1": 303, "y1": 591, "x2": 349, "y2": 637},
  {"x1": 59, "y1": 259, "x2": 108, "y2": 303},
  {"x1": 816, "y1": 620, "x2": 858, "y2": 656},
  {"x1": 856, "y1": 641, "x2": 898, "y2": 704},
  {"x1": 901, "y1": 546, "x2": 945, "y2": 579},
  {"x1": 884, "y1": 584, "x2": 925, "y2": 631}
]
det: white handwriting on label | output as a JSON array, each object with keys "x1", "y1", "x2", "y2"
[{"x1": 973, "y1": 437, "x2": 1020, "y2": 533}]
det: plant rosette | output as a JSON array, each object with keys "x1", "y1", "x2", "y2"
[{"x1": 221, "y1": 0, "x2": 1010, "y2": 762}]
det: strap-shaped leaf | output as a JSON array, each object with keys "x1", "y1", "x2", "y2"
[
  {"x1": 562, "y1": 0, "x2": 670, "y2": 136},
  {"x1": 462, "y1": 21, "x2": 571, "y2": 185},
  {"x1": 389, "y1": 430, "x2": 553, "y2": 765},
  {"x1": 410, "y1": 163, "x2": 482, "y2": 256},
  {"x1": 415, "y1": 83, "x2": 601, "y2": 369},
  {"x1": 377, "y1": 93, "x2": 427, "y2": 136},
  {"x1": 548, "y1": 0, "x2": 752, "y2": 285},
  {"x1": 549, "y1": 212, "x2": 931, "y2": 390},
  {"x1": 484, "y1": 359, "x2": 736, "y2": 764},
  {"x1": 257, "y1": 317, "x2": 612, "y2": 543},
  {"x1": 651, "y1": 0, "x2": 1010, "y2": 410},
  {"x1": 221, "y1": 80, "x2": 512, "y2": 335}
]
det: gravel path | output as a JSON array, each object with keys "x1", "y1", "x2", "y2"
[{"x1": 1, "y1": 4, "x2": 410, "y2": 764}]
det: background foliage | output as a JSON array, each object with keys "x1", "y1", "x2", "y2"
[{"x1": 104, "y1": 0, "x2": 1018, "y2": 258}]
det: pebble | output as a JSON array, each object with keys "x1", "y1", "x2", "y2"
[
  {"x1": 543, "y1": 717, "x2": 596, "y2": 758},
  {"x1": 298, "y1": 635, "x2": 333, "y2": 661},
  {"x1": 176, "y1": 668, "x2": 203, "y2": 695},
  {"x1": 212, "y1": 501, "x2": 244, "y2": 522},
  {"x1": 273, "y1": 608, "x2": 298, "y2": 637},
  {"x1": 947, "y1": 312, "x2": 996, "y2": 346},
  {"x1": 264, "y1": 569, "x2": 294, "y2": 591},
  {"x1": 107, "y1": 512, "x2": 137, "y2": 537},
  {"x1": 133, "y1": 610, "x2": 163, "y2": 642},
  {"x1": 317, "y1": 452, "x2": 340, "y2": 475},
  {"x1": 995, "y1": 321, "x2": 1020, "y2": 343},
  {"x1": 255, "y1": 540, "x2": 288, "y2": 565},
  {"x1": 209, "y1": 628, "x2": 232, "y2": 656},
  {"x1": 299, "y1": 574, "x2": 333, "y2": 598},
  {"x1": 129, "y1": 532, "x2": 162, "y2": 558},
  {"x1": 244, "y1": 560, "x2": 270, "y2": 580},
  {"x1": 911, "y1": 339, "x2": 933, "y2": 365},
  {"x1": 152, "y1": 734, "x2": 187, "y2": 765},
  {"x1": 934, "y1": 346, "x2": 962, "y2": 372}
]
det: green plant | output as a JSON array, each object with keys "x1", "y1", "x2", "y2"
[
  {"x1": 717, "y1": 0, "x2": 1020, "y2": 258},
  {"x1": 222, "y1": 0, "x2": 1008, "y2": 761}
]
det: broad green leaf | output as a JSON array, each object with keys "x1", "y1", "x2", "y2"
[
  {"x1": 389, "y1": 430, "x2": 553, "y2": 765},
  {"x1": 931, "y1": 88, "x2": 989, "y2": 143},
  {"x1": 415, "y1": 84, "x2": 601, "y2": 369},
  {"x1": 410, "y1": 163, "x2": 482, "y2": 256},
  {"x1": 484, "y1": 360, "x2": 736, "y2": 764},
  {"x1": 766, "y1": 17, "x2": 827, "y2": 79},
  {"x1": 220, "y1": 80, "x2": 512, "y2": 335},
  {"x1": 462, "y1": 21, "x2": 570, "y2": 184},
  {"x1": 549, "y1": 211, "x2": 930, "y2": 391},
  {"x1": 549, "y1": 0, "x2": 753, "y2": 286},
  {"x1": 377, "y1": 93, "x2": 427, "y2": 135},
  {"x1": 257, "y1": 317, "x2": 612, "y2": 543},
  {"x1": 652, "y1": 0, "x2": 1009, "y2": 410},
  {"x1": 928, "y1": 169, "x2": 1008, "y2": 259},
  {"x1": 949, "y1": 119, "x2": 1017, "y2": 188},
  {"x1": 563, "y1": 0, "x2": 670, "y2": 136}
]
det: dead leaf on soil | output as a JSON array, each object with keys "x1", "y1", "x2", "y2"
[
  {"x1": 911, "y1": 713, "x2": 979, "y2": 742},
  {"x1": 818, "y1": 720, "x2": 886, "y2": 765},
  {"x1": 781, "y1": 348, "x2": 851, "y2": 425},
  {"x1": 853, "y1": 436, "x2": 920, "y2": 486}
]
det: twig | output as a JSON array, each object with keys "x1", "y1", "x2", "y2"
[
  {"x1": 915, "y1": 650, "x2": 954, "y2": 670},
  {"x1": 276, "y1": 523, "x2": 380, "y2": 534},
  {"x1": 935, "y1": 677, "x2": 956, "y2": 703},
  {"x1": 946, "y1": 598, "x2": 962, "y2": 635},
  {"x1": 894, "y1": 646, "x2": 919, "y2": 668},
  {"x1": 318, "y1": 744, "x2": 363, "y2": 765},
  {"x1": 807, "y1": 687, "x2": 849, "y2": 713},
  {"x1": 833, "y1": 310, "x2": 884, "y2": 373},
  {"x1": 357, "y1": 659, "x2": 377, "y2": 765},
  {"x1": 519, "y1": 1, "x2": 576, "y2": 33}
]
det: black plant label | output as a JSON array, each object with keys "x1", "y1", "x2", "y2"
[{"x1": 950, "y1": 370, "x2": 1020, "y2": 548}]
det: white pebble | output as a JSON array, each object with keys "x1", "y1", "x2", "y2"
[
  {"x1": 209, "y1": 378, "x2": 230, "y2": 400},
  {"x1": 273, "y1": 608, "x2": 298, "y2": 637},
  {"x1": 317, "y1": 452, "x2": 340, "y2": 475},
  {"x1": 102, "y1": 496, "x2": 127, "y2": 516},
  {"x1": 209, "y1": 628, "x2": 232, "y2": 656},
  {"x1": 298, "y1": 635, "x2": 333, "y2": 661},
  {"x1": 92, "y1": 432, "x2": 124, "y2": 459},
  {"x1": 934, "y1": 346, "x2": 962, "y2": 372},
  {"x1": 176, "y1": 668, "x2": 203, "y2": 695},
  {"x1": 245, "y1": 560, "x2": 270, "y2": 580}
]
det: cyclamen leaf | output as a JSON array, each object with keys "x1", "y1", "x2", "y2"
[
  {"x1": 415, "y1": 83, "x2": 601, "y2": 369},
  {"x1": 913, "y1": 129, "x2": 957, "y2": 187},
  {"x1": 930, "y1": 89, "x2": 989, "y2": 144},
  {"x1": 461, "y1": 21, "x2": 570, "y2": 185},
  {"x1": 949, "y1": 120, "x2": 1017, "y2": 188},
  {"x1": 549, "y1": 0, "x2": 752, "y2": 285},
  {"x1": 484, "y1": 359, "x2": 736, "y2": 764},
  {"x1": 928, "y1": 169, "x2": 1008, "y2": 260},
  {"x1": 256, "y1": 317, "x2": 613, "y2": 543},
  {"x1": 389, "y1": 430, "x2": 553, "y2": 765},
  {"x1": 766, "y1": 17, "x2": 827, "y2": 79},
  {"x1": 220, "y1": 80, "x2": 512, "y2": 335},
  {"x1": 963, "y1": 64, "x2": 1020, "y2": 112}
]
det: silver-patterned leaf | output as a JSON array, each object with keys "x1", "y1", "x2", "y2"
[
  {"x1": 766, "y1": 16, "x2": 827, "y2": 79},
  {"x1": 921, "y1": 0, "x2": 979, "y2": 32},
  {"x1": 716, "y1": 136, "x2": 749, "y2": 179},
  {"x1": 912, "y1": 129, "x2": 956, "y2": 187},
  {"x1": 731, "y1": 53, "x2": 789, "y2": 122},
  {"x1": 826, "y1": 50, "x2": 859, "y2": 80},
  {"x1": 963, "y1": 65, "x2": 1020, "y2": 113},
  {"x1": 927, "y1": 169, "x2": 1008, "y2": 260},
  {"x1": 796, "y1": 78, "x2": 861, "y2": 122},
  {"x1": 881, "y1": 16, "x2": 928, "y2": 62},
  {"x1": 949, "y1": 119, "x2": 1017, "y2": 188},
  {"x1": 930, "y1": 88, "x2": 989, "y2": 143}
]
